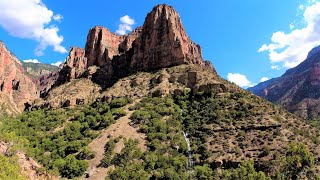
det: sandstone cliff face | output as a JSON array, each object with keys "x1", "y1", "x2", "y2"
[
  {"x1": 130, "y1": 4, "x2": 204, "y2": 71},
  {"x1": 56, "y1": 4, "x2": 215, "y2": 88},
  {"x1": 58, "y1": 47, "x2": 87, "y2": 83},
  {"x1": 0, "y1": 41, "x2": 38, "y2": 117},
  {"x1": 249, "y1": 46, "x2": 320, "y2": 119},
  {"x1": 85, "y1": 27, "x2": 125, "y2": 67}
]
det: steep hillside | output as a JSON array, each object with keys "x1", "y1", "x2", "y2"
[
  {"x1": 249, "y1": 45, "x2": 320, "y2": 120},
  {"x1": 0, "y1": 41, "x2": 38, "y2": 118},
  {"x1": 3, "y1": 65, "x2": 320, "y2": 179}
]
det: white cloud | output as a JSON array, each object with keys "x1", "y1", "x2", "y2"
[
  {"x1": 271, "y1": 65, "x2": 281, "y2": 70},
  {"x1": 120, "y1": 15, "x2": 134, "y2": 25},
  {"x1": 116, "y1": 15, "x2": 135, "y2": 35},
  {"x1": 0, "y1": 0, "x2": 67, "y2": 56},
  {"x1": 227, "y1": 73, "x2": 253, "y2": 87},
  {"x1": 258, "y1": 2, "x2": 320, "y2": 68},
  {"x1": 299, "y1": 4, "x2": 305, "y2": 11},
  {"x1": 51, "y1": 61, "x2": 62, "y2": 66},
  {"x1": 23, "y1": 59, "x2": 41, "y2": 63},
  {"x1": 53, "y1": 14, "x2": 63, "y2": 22},
  {"x1": 290, "y1": 23, "x2": 295, "y2": 30},
  {"x1": 260, "y1": 77, "x2": 270, "y2": 82}
]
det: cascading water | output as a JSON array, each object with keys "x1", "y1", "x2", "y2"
[{"x1": 183, "y1": 131, "x2": 194, "y2": 168}]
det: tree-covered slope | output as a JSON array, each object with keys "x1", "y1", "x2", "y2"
[{"x1": 1, "y1": 65, "x2": 320, "y2": 179}]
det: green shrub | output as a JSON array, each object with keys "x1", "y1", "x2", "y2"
[
  {"x1": 110, "y1": 97, "x2": 132, "y2": 108},
  {"x1": 76, "y1": 147, "x2": 96, "y2": 160},
  {"x1": 111, "y1": 108, "x2": 127, "y2": 120},
  {"x1": 58, "y1": 155, "x2": 88, "y2": 178},
  {"x1": 0, "y1": 154, "x2": 26, "y2": 180},
  {"x1": 194, "y1": 164, "x2": 214, "y2": 180},
  {"x1": 278, "y1": 143, "x2": 314, "y2": 179}
]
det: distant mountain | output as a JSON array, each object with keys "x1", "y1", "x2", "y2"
[
  {"x1": 248, "y1": 45, "x2": 320, "y2": 120},
  {"x1": 21, "y1": 61, "x2": 58, "y2": 79}
]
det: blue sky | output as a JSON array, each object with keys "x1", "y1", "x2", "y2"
[{"x1": 1, "y1": 0, "x2": 320, "y2": 87}]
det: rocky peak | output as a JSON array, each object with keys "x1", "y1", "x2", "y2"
[
  {"x1": 130, "y1": 4, "x2": 203, "y2": 71},
  {"x1": 54, "y1": 4, "x2": 215, "y2": 92}
]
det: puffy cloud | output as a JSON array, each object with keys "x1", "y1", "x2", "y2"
[
  {"x1": 0, "y1": 0, "x2": 67, "y2": 56},
  {"x1": 290, "y1": 23, "x2": 295, "y2": 30},
  {"x1": 260, "y1": 77, "x2": 270, "y2": 82},
  {"x1": 23, "y1": 59, "x2": 41, "y2": 63},
  {"x1": 53, "y1": 14, "x2": 63, "y2": 22},
  {"x1": 227, "y1": 73, "x2": 253, "y2": 87},
  {"x1": 116, "y1": 15, "x2": 135, "y2": 35},
  {"x1": 258, "y1": 1, "x2": 320, "y2": 68},
  {"x1": 51, "y1": 61, "x2": 62, "y2": 66}
]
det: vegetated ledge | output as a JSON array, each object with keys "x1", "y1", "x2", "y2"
[{"x1": 210, "y1": 124, "x2": 282, "y2": 133}]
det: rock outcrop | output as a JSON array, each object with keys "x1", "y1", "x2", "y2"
[
  {"x1": 34, "y1": 4, "x2": 218, "y2": 109},
  {"x1": 57, "y1": 47, "x2": 87, "y2": 83},
  {"x1": 248, "y1": 45, "x2": 320, "y2": 119},
  {"x1": 85, "y1": 27, "x2": 126, "y2": 67},
  {"x1": 56, "y1": 4, "x2": 216, "y2": 88},
  {"x1": 0, "y1": 41, "x2": 38, "y2": 117},
  {"x1": 130, "y1": 4, "x2": 204, "y2": 71}
]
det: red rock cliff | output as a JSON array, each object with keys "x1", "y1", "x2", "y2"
[
  {"x1": 0, "y1": 41, "x2": 38, "y2": 114},
  {"x1": 130, "y1": 4, "x2": 204, "y2": 71},
  {"x1": 56, "y1": 4, "x2": 216, "y2": 87}
]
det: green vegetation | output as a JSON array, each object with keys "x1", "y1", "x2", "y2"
[
  {"x1": 0, "y1": 154, "x2": 26, "y2": 180},
  {"x1": 219, "y1": 160, "x2": 269, "y2": 180},
  {"x1": 194, "y1": 164, "x2": 214, "y2": 180},
  {"x1": 0, "y1": 98, "x2": 130, "y2": 178},
  {"x1": 110, "y1": 97, "x2": 133, "y2": 108},
  {"x1": 0, "y1": 87, "x2": 319, "y2": 179},
  {"x1": 100, "y1": 93, "x2": 320, "y2": 179},
  {"x1": 105, "y1": 97, "x2": 191, "y2": 179},
  {"x1": 100, "y1": 138, "x2": 117, "y2": 167},
  {"x1": 276, "y1": 142, "x2": 317, "y2": 180}
]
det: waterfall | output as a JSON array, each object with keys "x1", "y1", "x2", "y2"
[{"x1": 183, "y1": 131, "x2": 194, "y2": 168}]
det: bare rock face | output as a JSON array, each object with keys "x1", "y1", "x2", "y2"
[
  {"x1": 38, "y1": 71, "x2": 59, "y2": 98},
  {"x1": 57, "y1": 4, "x2": 214, "y2": 88},
  {"x1": 58, "y1": 47, "x2": 87, "y2": 83},
  {"x1": 0, "y1": 41, "x2": 38, "y2": 116},
  {"x1": 85, "y1": 27, "x2": 125, "y2": 67},
  {"x1": 130, "y1": 4, "x2": 204, "y2": 71}
]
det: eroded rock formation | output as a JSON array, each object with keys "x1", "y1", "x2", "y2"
[
  {"x1": 0, "y1": 41, "x2": 38, "y2": 116},
  {"x1": 56, "y1": 4, "x2": 216, "y2": 88}
]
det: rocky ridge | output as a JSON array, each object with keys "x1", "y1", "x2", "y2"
[
  {"x1": 249, "y1": 45, "x2": 320, "y2": 119},
  {"x1": 37, "y1": 4, "x2": 218, "y2": 109},
  {"x1": 55, "y1": 4, "x2": 216, "y2": 88}
]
